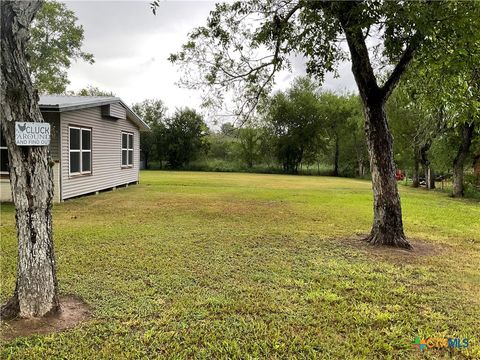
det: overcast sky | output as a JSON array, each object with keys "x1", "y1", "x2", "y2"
[{"x1": 66, "y1": 1, "x2": 357, "y2": 115}]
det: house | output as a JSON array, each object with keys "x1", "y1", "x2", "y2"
[{"x1": 0, "y1": 95, "x2": 149, "y2": 202}]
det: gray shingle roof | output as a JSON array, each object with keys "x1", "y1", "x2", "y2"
[
  {"x1": 39, "y1": 95, "x2": 149, "y2": 131},
  {"x1": 39, "y1": 95, "x2": 120, "y2": 109}
]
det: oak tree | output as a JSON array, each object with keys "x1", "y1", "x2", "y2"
[
  {"x1": 264, "y1": 77, "x2": 325, "y2": 174},
  {"x1": 1, "y1": 0, "x2": 59, "y2": 319},
  {"x1": 29, "y1": 0, "x2": 93, "y2": 94},
  {"x1": 164, "y1": 108, "x2": 209, "y2": 169}
]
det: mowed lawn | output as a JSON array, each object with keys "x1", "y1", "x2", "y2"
[{"x1": 1, "y1": 171, "x2": 479, "y2": 359}]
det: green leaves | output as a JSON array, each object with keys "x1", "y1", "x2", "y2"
[
  {"x1": 164, "y1": 108, "x2": 210, "y2": 169},
  {"x1": 261, "y1": 77, "x2": 364, "y2": 174},
  {"x1": 28, "y1": 1, "x2": 93, "y2": 94},
  {"x1": 167, "y1": 0, "x2": 479, "y2": 121}
]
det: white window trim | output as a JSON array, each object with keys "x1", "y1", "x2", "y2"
[
  {"x1": 121, "y1": 131, "x2": 134, "y2": 168},
  {"x1": 69, "y1": 126, "x2": 92, "y2": 176}
]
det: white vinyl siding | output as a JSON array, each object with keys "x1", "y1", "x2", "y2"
[
  {"x1": 60, "y1": 106, "x2": 140, "y2": 200},
  {"x1": 69, "y1": 126, "x2": 91, "y2": 176},
  {"x1": 110, "y1": 103, "x2": 126, "y2": 119},
  {"x1": 101, "y1": 103, "x2": 127, "y2": 119}
]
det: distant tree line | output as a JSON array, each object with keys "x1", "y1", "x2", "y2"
[
  {"x1": 135, "y1": 75, "x2": 479, "y2": 198},
  {"x1": 135, "y1": 78, "x2": 368, "y2": 176},
  {"x1": 132, "y1": 101, "x2": 209, "y2": 170}
]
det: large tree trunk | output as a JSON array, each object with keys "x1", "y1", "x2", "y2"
[
  {"x1": 338, "y1": 3, "x2": 415, "y2": 249},
  {"x1": 0, "y1": 0, "x2": 60, "y2": 319},
  {"x1": 364, "y1": 102, "x2": 411, "y2": 248},
  {"x1": 452, "y1": 122, "x2": 475, "y2": 197}
]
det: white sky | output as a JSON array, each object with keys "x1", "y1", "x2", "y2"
[{"x1": 65, "y1": 1, "x2": 357, "y2": 117}]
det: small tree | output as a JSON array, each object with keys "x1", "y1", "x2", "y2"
[
  {"x1": 132, "y1": 99, "x2": 168, "y2": 169},
  {"x1": 29, "y1": 0, "x2": 93, "y2": 94},
  {"x1": 317, "y1": 92, "x2": 362, "y2": 176},
  {"x1": 1, "y1": 0, "x2": 59, "y2": 319},
  {"x1": 265, "y1": 78, "x2": 324, "y2": 174},
  {"x1": 164, "y1": 108, "x2": 209, "y2": 168},
  {"x1": 236, "y1": 127, "x2": 262, "y2": 169}
]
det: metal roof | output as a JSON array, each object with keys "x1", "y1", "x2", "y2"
[{"x1": 39, "y1": 95, "x2": 150, "y2": 131}]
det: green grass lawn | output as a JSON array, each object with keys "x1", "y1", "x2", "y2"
[{"x1": 1, "y1": 171, "x2": 479, "y2": 359}]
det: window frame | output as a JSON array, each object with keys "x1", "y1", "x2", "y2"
[
  {"x1": 69, "y1": 126, "x2": 92, "y2": 177},
  {"x1": 0, "y1": 135, "x2": 8, "y2": 176},
  {"x1": 121, "y1": 131, "x2": 134, "y2": 168}
]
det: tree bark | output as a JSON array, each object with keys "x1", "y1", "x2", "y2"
[
  {"x1": 452, "y1": 122, "x2": 475, "y2": 197},
  {"x1": 338, "y1": 4, "x2": 414, "y2": 249},
  {"x1": 0, "y1": 0, "x2": 60, "y2": 319},
  {"x1": 364, "y1": 102, "x2": 411, "y2": 248}
]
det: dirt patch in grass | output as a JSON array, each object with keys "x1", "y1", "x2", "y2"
[
  {"x1": 0, "y1": 296, "x2": 90, "y2": 341},
  {"x1": 343, "y1": 235, "x2": 446, "y2": 262}
]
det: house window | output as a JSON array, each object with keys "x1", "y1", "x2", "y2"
[
  {"x1": 69, "y1": 126, "x2": 91, "y2": 175},
  {"x1": 121, "y1": 132, "x2": 133, "y2": 167},
  {"x1": 0, "y1": 132, "x2": 9, "y2": 175}
]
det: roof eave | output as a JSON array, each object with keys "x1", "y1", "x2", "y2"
[{"x1": 121, "y1": 100, "x2": 150, "y2": 131}]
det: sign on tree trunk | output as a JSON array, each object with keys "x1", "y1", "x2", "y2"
[{"x1": 15, "y1": 122, "x2": 51, "y2": 146}]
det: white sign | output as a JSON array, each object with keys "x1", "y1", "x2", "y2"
[{"x1": 15, "y1": 122, "x2": 51, "y2": 146}]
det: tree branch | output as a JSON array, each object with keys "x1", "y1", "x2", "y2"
[
  {"x1": 381, "y1": 33, "x2": 423, "y2": 100},
  {"x1": 232, "y1": 2, "x2": 302, "y2": 122},
  {"x1": 337, "y1": 3, "x2": 380, "y2": 101}
]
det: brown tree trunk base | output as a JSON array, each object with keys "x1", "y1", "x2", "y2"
[
  {"x1": 1, "y1": 292, "x2": 61, "y2": 320},
  {"x1": 1, "y1": 296, "x2": 87, "y2": 341},
  {"x1": 0, "y1": 293, "x2": 20, "y2": 320},
  {"x1": 365, "y1": 232, "x2": 413, "y2": 249}
]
